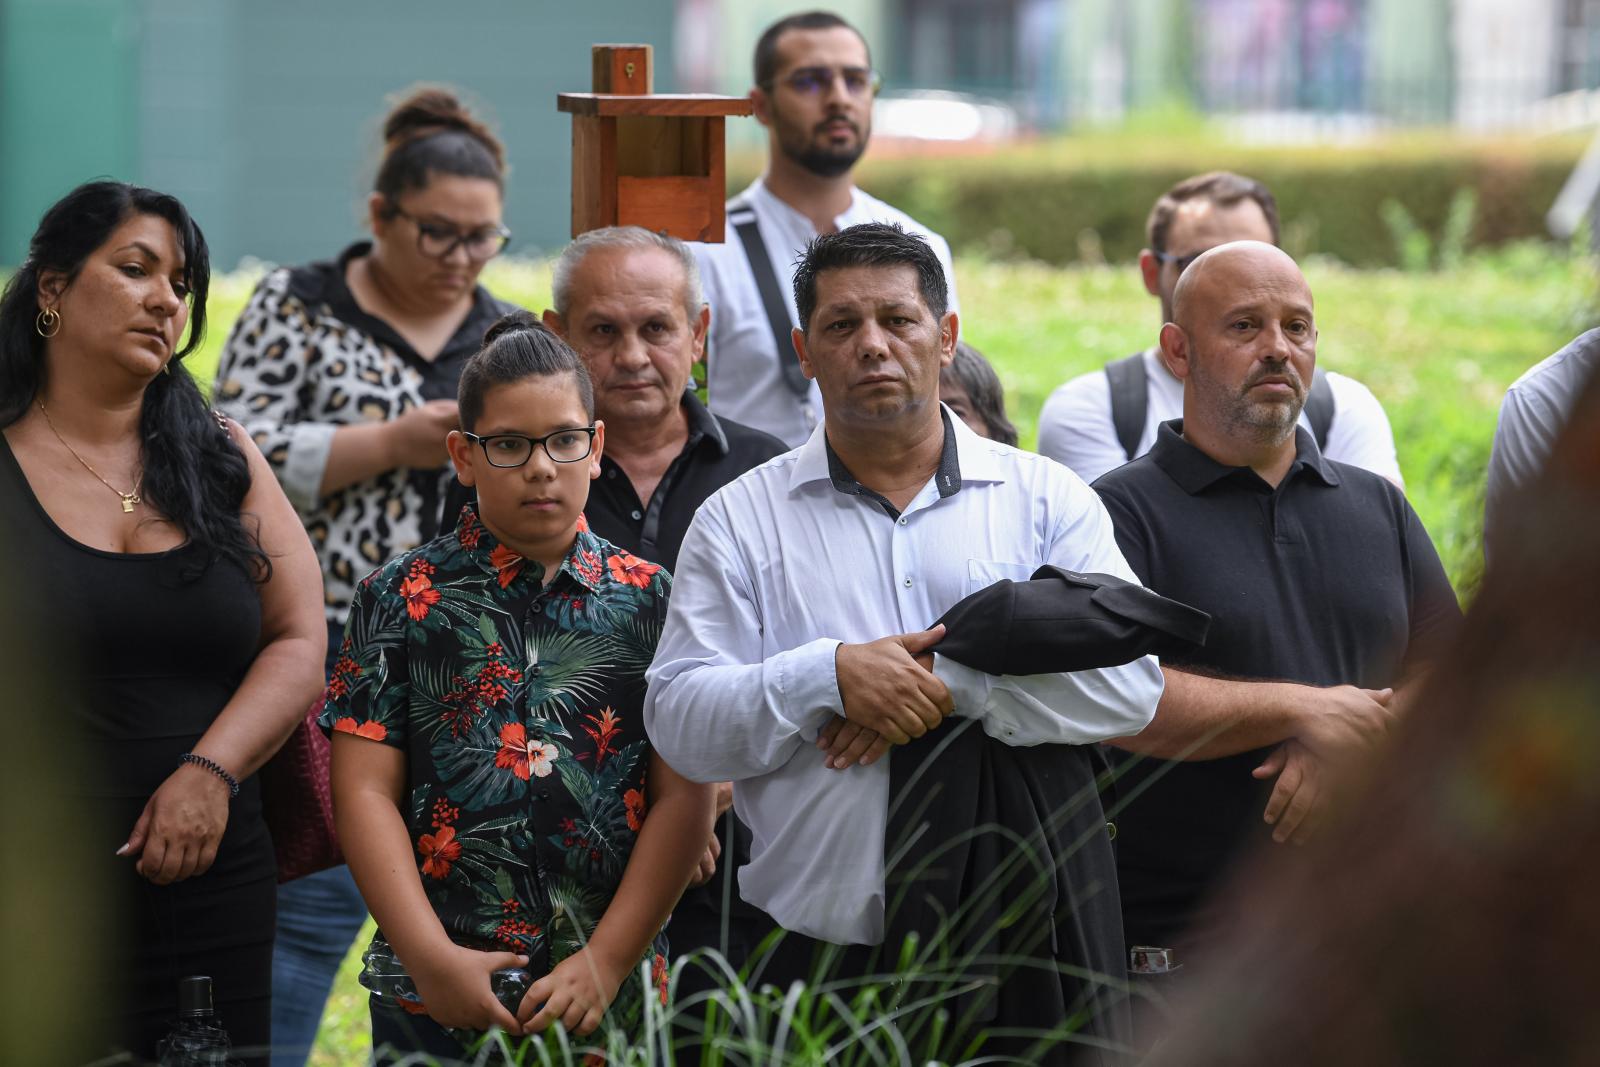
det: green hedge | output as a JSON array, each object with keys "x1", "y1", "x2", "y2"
[{"x1": 731, "y1": 133, "x2": 1588, "y2": 268}]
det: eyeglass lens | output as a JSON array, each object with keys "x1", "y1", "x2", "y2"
[
  {"x1": 785, "y1": 66, "x2": 879, "y2": 96},
  {"x1": 479, "y1": 429, "x2": 593, "y2": 467}
]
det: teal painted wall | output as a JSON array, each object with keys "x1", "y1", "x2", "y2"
[
  {"x1": 1, "y1": 0, "x2": 676, "y2": 269},
  {"x1": 0, "y1": 0, "x2": 142, "y2": 259}
]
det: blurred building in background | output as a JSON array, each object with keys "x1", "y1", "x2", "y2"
[
  {"x1": 0, "y1": 0, "x2": 674, "y2": 269},
  {"x1": 4, "y1": 0, "x2": 1600, "y2": 269},
  {"x1": 682, "y1": 0, "x2": 1600, "y2": 141}
]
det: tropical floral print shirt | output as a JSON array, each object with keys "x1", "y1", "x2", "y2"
[{"x1": 320, "y1": 505, "x2": 672, "y2": 1017}]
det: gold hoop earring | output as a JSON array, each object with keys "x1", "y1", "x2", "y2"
[{"x1": 35, "y1": 307, "x2": 61, "y2": 338}]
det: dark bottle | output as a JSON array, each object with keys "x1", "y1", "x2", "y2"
[{"x1": 157, "y1": 975, "x2": 237, "y2": 1066}]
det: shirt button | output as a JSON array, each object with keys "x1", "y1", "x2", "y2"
[
  {"x1": 607, "y1": 469, "x2": 617, "y2": 479},
  {"x1": 897, "y1": 516, "x2": 907, "y2": 526},
  {"x1": 531, "y1": 665, "x2": 542, "y2": 677},
  {"x1": 630, "y1": 509, "x2": 642, "y2": 520},
  {"x1": 903, "y1": 577, "x2": 913, "y2": 588},
  {"x1": 538, "y1": 790, "x2": 551, "y2": 801}
]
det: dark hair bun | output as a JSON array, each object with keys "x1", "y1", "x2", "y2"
[
  {"x1": 382, "y1": 86, "x2": 505, "y2": 172},
  {"x1": 482, "y1": 309, "x2": 547, "y2": 347}
]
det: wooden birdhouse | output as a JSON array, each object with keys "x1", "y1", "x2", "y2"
[{"x1": 558, "y1": 44, "x2": 753, "y2": 242}]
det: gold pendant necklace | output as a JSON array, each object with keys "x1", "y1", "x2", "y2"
[{"x1": 36, "y1": 400, "x2": 143, "y2": 514}]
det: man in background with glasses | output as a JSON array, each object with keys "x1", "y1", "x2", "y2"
[
  {"x1": 1037, "y1": 171, "x2": 1403, "y2": 487},
  {"x1": 695, "y1": 10, "x2": 960, "y2": 448}
]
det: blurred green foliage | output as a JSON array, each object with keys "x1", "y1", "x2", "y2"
[
  {"x1": 729, "y1": 132, "x2": 1587, "y2": 268},
  {"x1": 192, "y1": 241, "x2": 1595, "y2": 616},
  {"x1": 175, "y1": 243, "x2": 1599, "y2": 1062}
]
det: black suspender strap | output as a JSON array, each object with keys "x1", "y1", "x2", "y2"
[
  {"x1": 1104, "y1": 351, "x2": 1149, "y2": 461},
  {"x1": 1305, "y1": 368, "x2": 1336, "y2": 450},
  {"x1": 730, "y1": 202, "x2": 812, "y2": 397}
]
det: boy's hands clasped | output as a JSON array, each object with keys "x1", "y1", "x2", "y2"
[
  {"x1": 407, "y1": 943, "x2": 626, "y2": 1039},
  {"x1": 825, "y1": 624, "x2": 953, "y2": 769}
]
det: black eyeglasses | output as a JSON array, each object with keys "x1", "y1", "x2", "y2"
[
  {"x1": 764, "y1": 66, "x2": 882, "y2": 98},
  {"x1": 388, "y1": 204, "x2": 511, "y2": 262},
  {"x1": 463, "y1": 427, "x2": 596, "y2": 468},
  {"x1": 1153, "y1": 249, "x2": 1206, "y2": 276}
]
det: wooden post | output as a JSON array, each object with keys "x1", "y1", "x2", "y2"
[{"x1": 560, "y1": 44, "x2": 752, "y2": 242}]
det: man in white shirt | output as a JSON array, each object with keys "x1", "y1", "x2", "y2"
[
  {"x1": 1037, "y1": 172, "x2": 1403, "y2": 487},
  {"x1": 1484, "y1": 328, "x2": 1600, "y2": 564},
  {"x1": 647, "y1": 222, "x2": 1161, "y2": 1060},
  {"x1": 696, "y1": 10, "x2": 959, "y2": 448}
]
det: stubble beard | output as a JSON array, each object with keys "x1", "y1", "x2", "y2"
[
  {"x1": 776, "y1": 106, "x2": 869, "y2": 179},
  {"x1": 1193, "y1": 360, "x2": 1306, "y2": 447}
]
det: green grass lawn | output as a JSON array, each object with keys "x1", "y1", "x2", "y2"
[
  {"x1": 0, "y1": 238, "x2": 1571, "y2": 1059},
  {"x1": 183, "y1": 244, "x2": 1596, "y2": 1062},
  {"x1": 192, "y1": 242, "x2": 1596, "y2": 598}
]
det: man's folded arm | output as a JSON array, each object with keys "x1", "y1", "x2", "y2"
[
  {"x1": 644, "y1": 504, "x2": 841, "y2": 782},
  {"x1": 930, "y1": 476, "x2": 1164, "y2": 746}
]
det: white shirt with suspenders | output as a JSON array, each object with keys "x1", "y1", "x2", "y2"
[
  {"x1": 1038, "y1": 346, "x2": 1404, "y2": 487},
  {"x1": 694, "y1": 177, "x2": 960, "y2": 449}
]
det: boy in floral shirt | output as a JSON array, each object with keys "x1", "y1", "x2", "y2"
[{"x1": 323, "y1": 313, "x2": 715, "y2": 1060}]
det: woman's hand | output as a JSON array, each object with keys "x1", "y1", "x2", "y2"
[
  {"x1": 118, "y1": 762, "x2": 232, "y2": 884},
  {"x1": 406, "y1": 942, "x2": 527, "y2": 1034},
  {"x1": 385, "y1": 399, "x2": 459, "y2": 470},
  {"x1": 517, "y1": 947, "x2": 627, "y2": 1038}
]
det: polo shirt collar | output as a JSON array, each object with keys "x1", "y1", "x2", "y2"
[
  {"x1": 682, "y1": 391, "x2": 729, "y2": 456},
  {"x1": 787, "y1": 404, "x2": 972, "y2": 502},
  {"x1": 451, "y1": 505, "x2": 606, "y2": 593},
  {"x1": 1150, "y1": 419, "x2": 1342, "y2": 495}
]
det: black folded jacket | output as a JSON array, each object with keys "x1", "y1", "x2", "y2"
[{"x1": 930, "y1": 564, "x2": 1210, "y2": 675}]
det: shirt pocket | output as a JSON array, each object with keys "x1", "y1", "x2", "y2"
[{"x1": 966, "y1": 558, "x2": 1036, "y2": 595}]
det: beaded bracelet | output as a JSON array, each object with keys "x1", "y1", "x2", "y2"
[{"x1": 180, "y1": 752, "x2": 240, "y2": 798}]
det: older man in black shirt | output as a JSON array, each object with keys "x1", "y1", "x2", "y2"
[
  {"x1": 1093, "y1": 242, "x2": 1461, "y2": 985},
  {"x1": 539, "y1": 227, "x2": 787, "y2": 570}
]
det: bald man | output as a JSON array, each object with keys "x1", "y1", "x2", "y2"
[{"x1": 1091, "y1": 242, "x2": 1461, "y2": 996}]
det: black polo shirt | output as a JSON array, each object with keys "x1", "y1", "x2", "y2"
[
  {"x1": 1093, "y1": 420, "x2": 1461, "y2": 954},
  {"x1": 586, "y1": 394, "x2": 785, "y2": 571}
]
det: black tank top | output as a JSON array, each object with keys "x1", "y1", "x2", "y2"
[{"x1": 0, "y1": 434, "x2": 271, "y2": 878}]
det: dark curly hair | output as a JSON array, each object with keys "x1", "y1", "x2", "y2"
[{"x1": 0, "y1": 180, "x2": 269, "y2": 582}]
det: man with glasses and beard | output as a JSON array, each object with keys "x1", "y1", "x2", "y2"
[{"x1": 695, "y1": 10, "x2": 960, "y2": 448}]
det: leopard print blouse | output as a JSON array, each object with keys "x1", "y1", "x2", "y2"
[{"x1": 212, "y1": 243, "x2": 516, "y2": 624}]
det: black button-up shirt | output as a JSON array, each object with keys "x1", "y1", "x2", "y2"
[
  {"x1": 586, "y1": 394, "x2": 785, "y2": 571},
  {"x1": 1093, "y1": 420, "x2": 1462, "y2": 952}
]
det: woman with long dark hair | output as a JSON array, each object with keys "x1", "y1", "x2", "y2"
[
  {"x1": 211, "y1": 85, "x2": 520, "y2": 1063},
  {"x1": 0, "y1": 180, "x2": 325, "y2": 1061}
]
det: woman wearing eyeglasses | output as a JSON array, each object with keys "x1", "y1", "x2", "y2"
[{"x1": 211, "y1": 85, "x2": 518, "y2": 1066}]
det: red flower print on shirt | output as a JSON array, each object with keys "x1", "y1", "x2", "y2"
[
  {"x1": 495, "y1": 723, "x2": 559, "y2": 781},
  {"x1": 332, "y1": 716, "x2": 387, "y2": 741},
  {"x1": 607, "y1": 552, "x2": 661, "y2": 588},
  {"x1": 417, "y1": 825, "x2": 461, "y2": 879},
  {"x1": 574, "y1": 547, "x2": 604, "y2": 585},
  {"x1": 652, "y1": 952, "x2": 669, "y2": 1005},
  {"x1": 489, "y1": 544, "x2": 524, "y2": 589},
  {"x1": 575, "y1": 512, "x2": 589, "y2": 533},
  {"x1": 399, "y1": 573, "x2": 442, "y2": 621},
  {"x1": 624, "y1": 788, "x2": 646, "y2": 833},
  {"x1": 579, "y1": 707, "x2": 623, "y2": 768}
]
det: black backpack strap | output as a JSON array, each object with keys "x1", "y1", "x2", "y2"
[
  {"x1": 1104, "y1": 351, "x2": 1150, "y2": 461},
  {"x1": 1305, "y1": 368, "x2": 1336, "y2": 449},
  {"x1": 730, "y1": 201, "x2": 812, "y2": 397}
]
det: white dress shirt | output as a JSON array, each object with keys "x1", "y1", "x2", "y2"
[
  {"x1": 644, "y1": 411, "x2": 1163, "y2": 945},
  {"x1": 695, "y1": 178, "x2": 960, "y2": 448},
  {"x1": 1037, "y1": 346, "x2": 1404, "y2": 486},
  {"x1": 1484, "y1": 328, "x2": 1600, "y2": 561}
]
